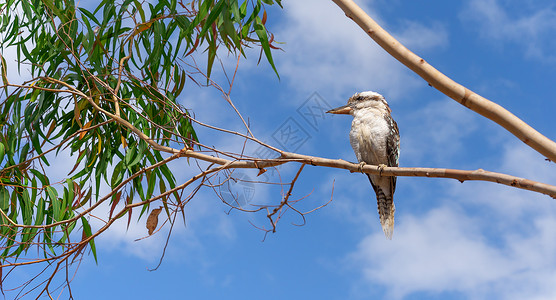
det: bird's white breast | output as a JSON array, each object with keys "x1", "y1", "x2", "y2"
[{"x1": 349, "y1": 108, "x2": 390, "y2": 165}]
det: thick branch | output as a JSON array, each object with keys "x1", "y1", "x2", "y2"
[{"x1": 331, "y1": 0, "x2": 556, "y2": 162}]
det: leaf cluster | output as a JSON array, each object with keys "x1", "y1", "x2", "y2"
[{"x1": 0, "y1": 0, "x2": 281, "y2": 263}]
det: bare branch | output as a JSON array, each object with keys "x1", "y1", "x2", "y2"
[
  {"x1": 175, "y1": 149, "x2": 556, "y2": 198},
  {"x1": 331, "y1": 0, "x2": 556, "y2": 162},
  {"x1": 267, "y1": 164, "x2": 306, "y2": 232},
  {"x1": 9, "y1": 76, "x2": 553, "y2": 201}
]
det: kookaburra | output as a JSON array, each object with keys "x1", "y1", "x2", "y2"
[{"x1": 327, "y1": 91, "x2": 400, "y2": 239}]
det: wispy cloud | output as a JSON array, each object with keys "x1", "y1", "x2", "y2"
[
  {"x1": 395, "y1": 20, "x2": 448, "y2": 52},
  {"x1": 462, "y1": 0, "x2": 556, "y2": 62},
  {"x1": 349, "y1": 207, "x2": 511, "y2": 299},
  {"x1": 346, "y1": 138, "x2": 556, "y2": 299},
  {"x1": 348, "y1": 205, "x2": 556, "y2": 300},
  {"x1": 275, "y1": 0, "x2": 448, "y2": 101}
]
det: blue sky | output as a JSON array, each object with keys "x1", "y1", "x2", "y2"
[{"x1": 5, "y1": 0, "x2": 556, "y2": 299}]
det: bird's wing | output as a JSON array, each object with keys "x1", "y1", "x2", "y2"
[{"x1": 387, "y1": 119, "x2": 400, "y2": 194}]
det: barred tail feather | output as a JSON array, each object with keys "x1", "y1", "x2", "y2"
[{"x1": 376, "y1": 188, "x2": 395, "y2": 239}]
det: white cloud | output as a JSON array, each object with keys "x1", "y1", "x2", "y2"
[
  {"x1": 395, "y1": 21, "x2": 448, "y2": 52},
  {"x1": 462, "y1": 0, "x2": 556, "y2": 62},
  {"x1": 349, "y1": 205, "x2": 556, "y2": 300},
  {"x1": 349, "y1": 207, "x2": 513, "y2": 299},
  {"x1": 275, "y1": 0, "x2": 448, "y2": 101},
  {"x1": 347, "y1": 136, "x2": 556, "y2": 299}
]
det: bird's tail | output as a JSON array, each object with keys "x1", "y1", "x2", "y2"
[{"x1": 376, "y1": 188, "x2": 395, "y2": 239}]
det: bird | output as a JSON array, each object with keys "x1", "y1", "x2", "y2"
[{"x1": 327, "y1": 91, "x2": 400, "y2": 239}]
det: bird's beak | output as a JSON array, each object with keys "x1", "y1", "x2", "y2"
[{"x1": 326, "y1": 104, "x2": 352, "y2": 115}]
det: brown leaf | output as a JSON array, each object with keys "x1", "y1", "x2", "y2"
[
  {"x1": 146, "y1": 207, "x2": 163, "y2": 235},
  {"x1": 45, "y1": 120, "x2": 57, "y2": 140},
  {"x1": 73, "y1": 95, "x2": 82, "y2": 128},
  {"x1": 71, "y1": 230, "x2": 89, "y2": 263},
  {"x1": 262, "y1": 9, "x2": 267, "y2": 25},
  {"x1": 126, "y1": 196, "x2": 133, "y2": 229},
  {"x1": 185, "y1": 35, "x2": 200, "y2": 57},
  {"x1": 109, "y1": 191, "x2": 122, "y2": 219},
  {"x1": 127, "y1": 19, "x2": 155, "y2": 42},
  {"x1": 79, "y1": 120, "x2": 92, "y2": 140},
  {"x1": 119, "y1": 135, "x2": 126, "y2": 150},
  {"x1": 71, "y1": 182, "x2": 82, "y2": 208},
  {"x1": 68, "y1": 149, "x2": 85, "y2": 176}
]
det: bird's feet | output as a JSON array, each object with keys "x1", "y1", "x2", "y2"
[
  {"x1": 378, "y1": 164, "x2": 387, "y2": 176},
  {"x1": 358, "y1": 162, "x2": 366, "y2": 173}
]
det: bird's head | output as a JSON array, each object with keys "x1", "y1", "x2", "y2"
[{"x1": 326, "y1": 91, "x2": 391, "y2": 116}]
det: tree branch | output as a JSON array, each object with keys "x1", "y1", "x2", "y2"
[
  {"x1": 176, "y1": 150, "x2": 556, "y2": 198},
  {"x1": 29, "y1": 76, "x2": 555, "y2": 199},
  {"x1": 331, "y1": 0, "x2": 556, "y2": 162},
  {"x1": 15, "y1": 77, "x2": 556, "y2": 203}
]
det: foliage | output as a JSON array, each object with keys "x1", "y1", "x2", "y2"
[{"x1": 0, "y1": 0, "x2": 280, "y2": 279}]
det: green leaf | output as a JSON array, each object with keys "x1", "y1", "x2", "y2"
[
  {"x1": 42, "y1": 0, "x2": 68, "y2": 23},
  {"x1": 134, "y1": 0, "x2": 146, "y2": 22},
  {"x1": 111, "y1": 161, "x2": 124, "y2": 188},
  {"x1": 159, "y1": 164, "x2": 176, "y2": 189},
  {"x1": 30, "y1": 169, "x2": 50, "y2": 186},
  {"x1": 20, "y1": 227, "x2": 38, "y2": 249},
  {"x1": 206, "y1": 41, "x2": 217, "y2": 80},
  {"x1": 34, "y1": 197, "x2": 45, "y2": 225},
  {"x1": 175, "y1": 15, "x2": 190, "y2": 33},
  {"x1": 0, "y1": 186, "x2": 9, "y2": 211},
  {"x1": 0, "y1": 53, "x2": 8, "y2": 94},
  {"x1": 31, "y1": 177, "x2": 37, "y2": 202},
  {"x1": 30, "y1": 131, "x2": 44, "y2": 160},
  {"x1": 125, "y1": 146, "x2": 142, "y2": 169},
  {"x1": 146, "y1": 171, "x2": 156, "y2": 198},
  {"x1": 199, "y1": 0, "x2": 225, "y2": 38},
  {"x1": 239, "y1": 1, "x2": 248, "y2": 18},
  {"x1": 46, "y1": 186, "x2": 60, "y2": 221},
  {"x1": 170, "y1": 0, "x2": 177, "y2": 12},
  {"x1": 244, "y1": 1, "x2": 261, "y2": 26},
  {"x1": 66, "y1": 178, "x2": 75, "y2": 203},
  {"x1": 81, "y1": 217, "x2": 98, "y2": 263},
  {"x1": 19, "y1": 142, "x2": 30, "y2": 163},
  {"x1": 254, "y1": 17, "x2": 279, "y2": 78},
  {"x1": 78, "y1": 7, "x2": 101, "y2": 26},
  {"x1": 19, "y1": 189, "x2": 32, "y2": 225},
  {"x1": 230, "y1": 0, "x2": 241, "y2": 23},
  {"x1": 0, "y1": 142, "x2": 5, "y2": 163}
]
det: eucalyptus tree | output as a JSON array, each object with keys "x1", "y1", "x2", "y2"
[{"x1": 0, "y1": 0, "x2": 281, "y2": 296}]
